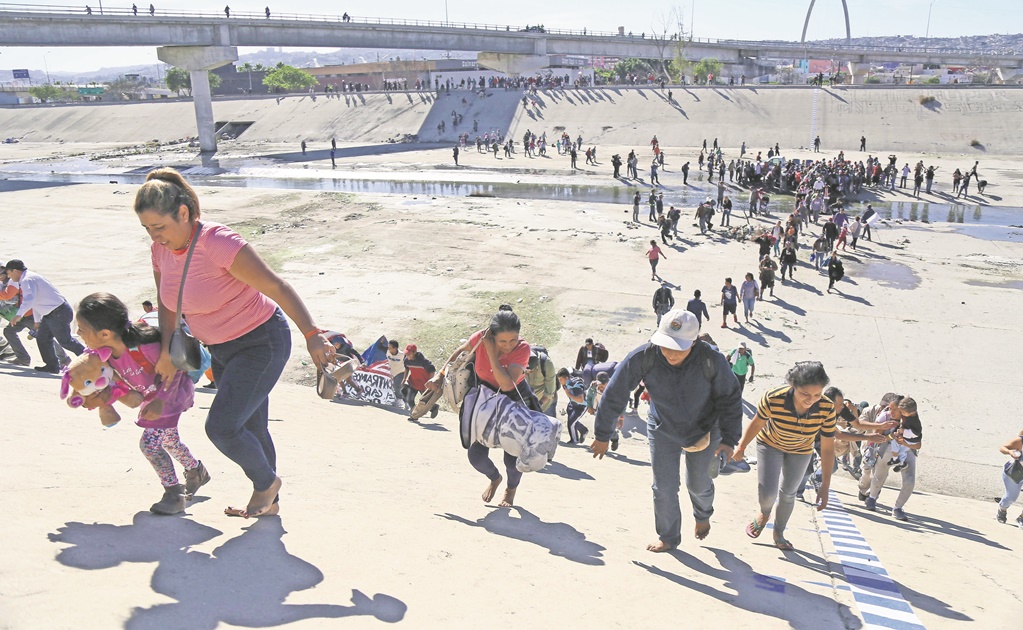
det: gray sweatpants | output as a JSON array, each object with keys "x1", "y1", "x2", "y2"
[
  {"x1": 858, "y1": 441, "x2": 917, "y2": 509},
  {"x1": 757, "y1": 441, "x2": 813, "y2": 537}
]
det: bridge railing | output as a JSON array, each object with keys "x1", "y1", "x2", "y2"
[{"x1": 0, "y1": 4, "x2": 1017, "y2": 57}]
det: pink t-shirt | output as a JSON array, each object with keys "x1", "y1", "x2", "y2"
[
  {"x1": 469, "y1": 329, "x2": 530, "y2": 390},
  {"x1": 647, "y1": 245, "x2": 664, "y2": 260},
  {"x1": 152, "y1": 222, "x2": 277, "y2": 345}
]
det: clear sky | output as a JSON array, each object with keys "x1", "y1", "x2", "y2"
[{"x1": 0, "y1": 0, "x2": 1017, "y2": 74}]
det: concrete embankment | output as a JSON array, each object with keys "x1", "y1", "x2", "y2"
[{"x1": 1, "y1": 86, "x2": 1022, "y2": 154}]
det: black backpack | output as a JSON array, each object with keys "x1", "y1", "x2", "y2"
[{"x1": 832, "y1": 258, "x2": 845, "y2": 280}]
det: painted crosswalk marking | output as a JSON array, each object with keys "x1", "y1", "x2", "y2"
[{"x1": 819, "y1": 493, "x2": 927, "y2": 630}]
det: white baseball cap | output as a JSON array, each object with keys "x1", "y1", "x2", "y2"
[{"x1": 650, "y1": 309, "x2": 700, "y2": 351}]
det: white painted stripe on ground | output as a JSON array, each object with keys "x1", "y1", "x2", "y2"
[{"x1": 819, "y1": 492, "x2": 927, "y2": 630}]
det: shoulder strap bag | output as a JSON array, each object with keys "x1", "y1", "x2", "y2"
[{"x1": 168, "y1": 222, "x2": 205, "y2": 372}]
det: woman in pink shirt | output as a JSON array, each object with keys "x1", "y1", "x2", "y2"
[
  {"x1": 646, "y1": 240, "x2": 667, "y2": 281},
  {"x1": 430, "y1": 307, "x2": 538, "y2": 507},
  {"x1": 135, "y1": 168, "x2": 334, "y2": 519}
]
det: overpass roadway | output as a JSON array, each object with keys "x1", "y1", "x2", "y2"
[
  {"x1": 4, "y1": 5, "x2": 1020, "y2": 151},
  {"x1": 1, "y1": 7, "x2": 1021, "y2": 69}
]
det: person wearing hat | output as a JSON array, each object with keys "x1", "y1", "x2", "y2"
[
  {"x1": 591, "y1": 309, "x2": 742, "y2": 552},
  {"x1": 3, "y1": 260, "x2": 85, "y2": 373}
]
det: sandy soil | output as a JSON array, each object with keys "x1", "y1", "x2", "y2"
[
  {"x1": 2, "y1": 137, "x2": 1022, "y2": 503},
  {"x1": 1, "y1": 95, "x2": 1022, "y2": 627}
]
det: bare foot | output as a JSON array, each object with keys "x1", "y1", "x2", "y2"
[
  {"x1": 225, "y1": 503, "x2": 280, "y2": 518},
  {"x1": 482, "y1": 475, "x2": 503, "y2": 503},
  {"x1": 498, "y1": 487, "x2": 517, "y2": 507},
  {"x1": 242, "y1": 476, "x2": 282, "y2": 518},
  {"x1": 646, "y1": 540, "x2": 677, "y2": 553},
  {"x1": 695, "y1": 521, "x2": 711, "y2": 540}
]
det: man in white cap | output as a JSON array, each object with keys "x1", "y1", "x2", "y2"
[{"x1": 591, "y1": 309, "x2": 742, "y2": 552}]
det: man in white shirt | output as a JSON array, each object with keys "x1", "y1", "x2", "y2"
[{"x1": 4, "y1": 260, "x2": 84, "y2": 373}]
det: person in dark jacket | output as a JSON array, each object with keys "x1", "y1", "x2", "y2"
[
  {"x1": 591, "y1": 309, "x2": 742, "y2": 552},
  {"x1": 652, "y1": 283, "x2": 675, "y2": 325},
  {"x1": 574, "y1": 338, "x2": 608, "y2": 370},
  {"x1": 779, "y1": 244, "x2": 798, "y2": 281},
  {"x1": 827, "y1": 252, "x2": 845, "y2": 293}
]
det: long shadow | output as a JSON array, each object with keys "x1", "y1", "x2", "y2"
[
  {"x1": 0, "y1": 364, "x2": 64, "y2": 380},
  {"x1": 264, "y1": 143, "x2": 448, "y2": 162},
  {"x1": 537, "y1": 459, "x2": 595, "y2": 481},
  {"x1": 605, "y1": 451, "x2": 651, "y2": 467},
  {"x1": 831, "y1": 289, "x2": 873, "y2": 306},
  {"x1": 750, "y1": 321, "x2": 793, "y2": 344},
  {"x1": 407, "y1": 418, "x2": 450, "y2": 432},
  {"x1": 49, "y1": 514, "x2": 407, "y2": 628},
  {"x1": 765, "y1": 296, "x2": 806, "y2": 316},
  {"x1": 728, "y1": 326, "x2": 769, "y2": 348},
  {"x1": 635, "y1": 548, "x2": 863, "y2": 629},
  {"x1": 438, "y1": 507, "x2": 605, "y2": 565},
  {"x1": 782, "y1": 277, "x2": 824, "y2": 296},
  {"x1": 845, "y1": 502, "x2": 1009, "y2": 551},
  {"x1": 741, "y1": 399, "x2": 756, "y2": 418}
]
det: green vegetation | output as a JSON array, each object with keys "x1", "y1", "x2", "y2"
[
  {"x1": 262, "y1": 62, "x2": 318, "y2": 92},
  {"x1": 919, "y1": 94, "x2": 937, "y2": 105},
  {"x1": 864, "y1": 76, "x2": 883, "y2": 84},
  {"x1": 402, "y1": 289, "x2": 560, "y2": 376},
  {"x1": 164, "y1": 67, "x2": 222, "y2": 96},
  {"x1": 692, "y1": 58, "x2": 723, "y2": 84},
  {"x1": 28, "y1": 84, "x2": 79, "y2": 103}
]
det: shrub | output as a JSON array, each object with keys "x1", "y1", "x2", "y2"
[
  {"x1": 919, "y1": 95, "x2": 937, "y2": 105},
  {"x1": 970, "y1": 139, "x2": 982, "y2": 147}
]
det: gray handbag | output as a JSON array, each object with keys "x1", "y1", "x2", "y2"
[{"x1": 168, "y1": 222, "x2": 204, "y2": 372}]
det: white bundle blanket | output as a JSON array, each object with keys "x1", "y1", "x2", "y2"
[{"x1": 459, "y1": 385, "x2": 561, "y2": 472}]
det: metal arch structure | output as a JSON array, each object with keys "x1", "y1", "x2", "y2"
[{"x1": 801, "y1": 0, "x2": 851, "y2": 44}]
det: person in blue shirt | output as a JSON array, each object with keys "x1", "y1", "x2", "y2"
[
  {"x1": 591, "y1": 309, "x2": 742, "y2": 552},
  {"x1": 686, "y1": 289, "x2": 710, "y2": 326}
]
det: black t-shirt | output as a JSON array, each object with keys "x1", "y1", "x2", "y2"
[{"x1": 900, "y1": 414, "x2": 923, "y2": 444}]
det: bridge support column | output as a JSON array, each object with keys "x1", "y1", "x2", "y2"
[
  {"x1": 996, "y1": 68, "x2": 1023, "y2": 84},
  {"x1": 478, "y1": 52, "x2": 549, "y2": 76},
  {"x1": 846, "y1": 62, "x2": 869, "y2": 85},
  {"x1": 157, "y1": 46, "x2": 238, "y2": 153}
]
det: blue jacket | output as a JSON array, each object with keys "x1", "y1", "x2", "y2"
[{"x1": 594, "y1": 341, "x2": 742, "y2": 448}]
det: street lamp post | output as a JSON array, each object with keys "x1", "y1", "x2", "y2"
[
  {"x1": 43, "y1": 51, "x2": 51, "y2": 84},
  {"x1": 926, "y1": 0, "x2": 937, "y2": 39}
]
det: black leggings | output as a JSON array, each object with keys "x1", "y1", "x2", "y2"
[{"x1": 632, "y1": 384, "x2": 645, "y2": 408}]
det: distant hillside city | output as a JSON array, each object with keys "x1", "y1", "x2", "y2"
[{"x1": 0, "y1": 32, "x2": 1020, "y2": 104}]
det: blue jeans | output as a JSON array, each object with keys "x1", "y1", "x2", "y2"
[
  {"x1": 999, "y1": 469, "x2": 1023, "y2": 510},
  {"x1": 36, "y1": 301, "x2": 84, "y2": 369},
  {"x1": 648, "y1": 421, "x2": 720, "y2": 548},
  {"x1": 206, "y1": 309, "x2": 291, "y2": 492}
]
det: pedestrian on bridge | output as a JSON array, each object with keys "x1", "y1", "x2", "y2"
[
  {"x1": 224, "y1": 5, "x2": 230, "y2": 18},
  {"x1": 266, "y1": 7, "x2": 270, "y2": 19},
  {"x1": 149, "y1": 4, "x2": 155, "y2": 16},
  {"x1": 132, "y1": 3, "x2": 138, "y2": 15}
]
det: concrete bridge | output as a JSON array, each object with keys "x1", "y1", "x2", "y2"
[{"x1": 4, "y1": 5, "x2": 1021, "y2": 151}]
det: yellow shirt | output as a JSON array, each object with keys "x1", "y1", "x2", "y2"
[{"x1": 756, "y1": 386, "x2": 836, "y2": 454}]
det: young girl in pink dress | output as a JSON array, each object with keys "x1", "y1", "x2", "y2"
[{"x1": 75, "y1": 292, "x2": 209, "y2": 515}]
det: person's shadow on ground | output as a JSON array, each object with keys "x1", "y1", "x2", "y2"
[
  {"x1": 49, "y1": 513, "x2": 407, "y2": 629},
  {"x1": 438, "y1": 507, "x2": 606, "y2": 566},
  {"x1": 635, "y1": 547, "x2": 863, "y2": 629}
]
